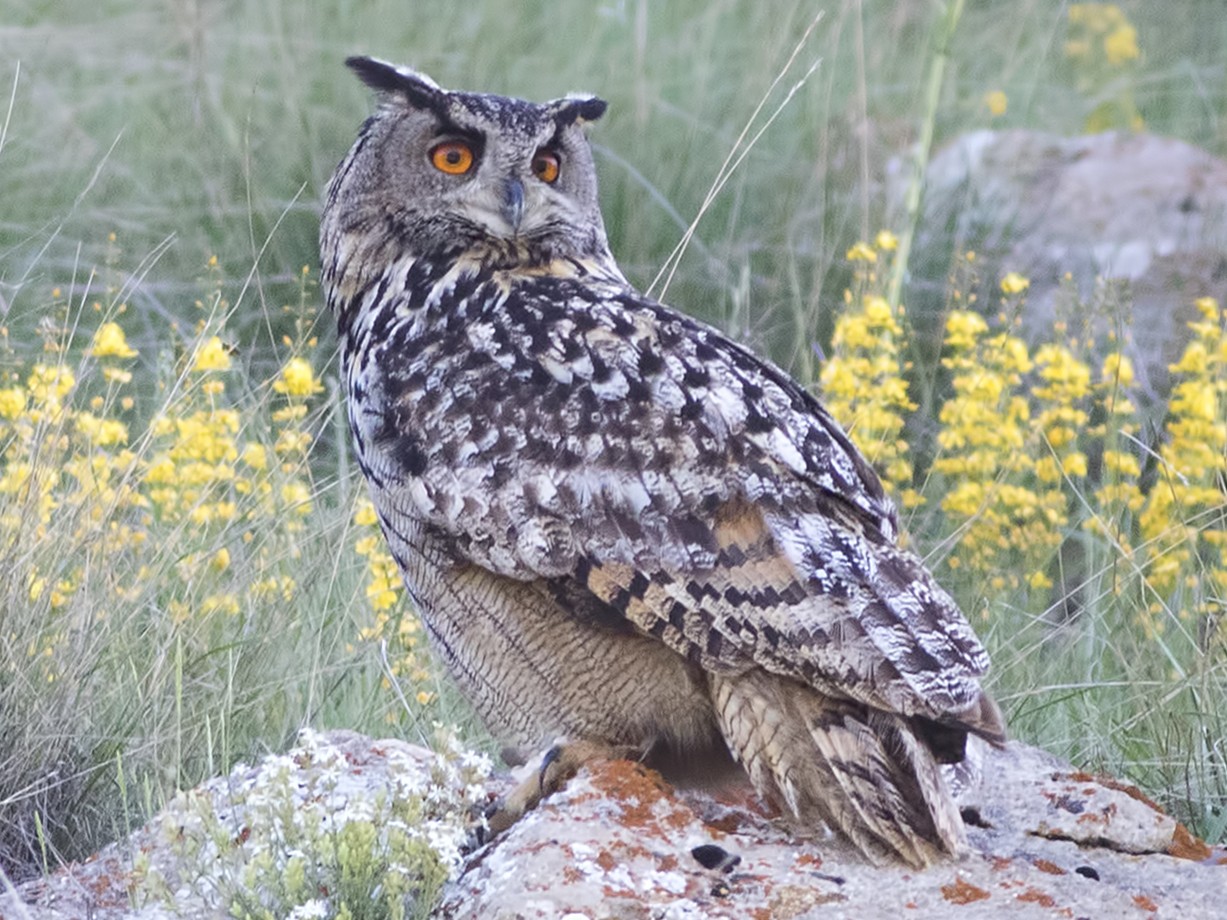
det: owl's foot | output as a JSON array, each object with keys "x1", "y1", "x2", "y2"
[{"x1": 476, "y1": 738, "x2": 641, "y2": 843}]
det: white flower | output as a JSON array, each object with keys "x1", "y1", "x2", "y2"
[{"x1": 287, "y1": 899, "x2": 330, "y2": 919}]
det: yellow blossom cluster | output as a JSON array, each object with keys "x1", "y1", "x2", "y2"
[
  {"x1": 0, "y1": 276, "x2": 339, "y2": 684},
  {"x1": 823, "y1": 253, "x2": 1223, "y2": 639},
  {"x1": 1137, "y1": 297, "x2": 1227, "y2": 632},
  {"x1": 928, "y1": 308, "x2": 1069, "y2": 595},
  {"x1": 353, "y1": 497, "x2": 434, "y2": 704},
  {"x1": 1065, "y1": 4, "x2": 1144, "y2": 132},
  {"x1": 1067, "y1": 4, "x2": 1140, "y2": 65},
  {"x1": 821, "y1": 234, "x2": 920, "y2": 507}
]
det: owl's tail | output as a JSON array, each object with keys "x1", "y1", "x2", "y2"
[{"x1": 709, "y1": 669, "x2": 966, "y2": 868}]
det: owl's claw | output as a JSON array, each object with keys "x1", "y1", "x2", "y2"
[
  {"x1": 473, "y1": 738, "x2": 640, "y2": 845},
  {"x1": 537, "y1": 743, "x2": 563, "y2": 792}
]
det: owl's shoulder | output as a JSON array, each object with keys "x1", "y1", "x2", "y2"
[{"x1": 358, "y1": 262, "x2": 895, "y2": 552}]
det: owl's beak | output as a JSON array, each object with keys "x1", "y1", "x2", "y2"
[{"x1": 501, "y1": 178, "x2": 525, "y2": 234}]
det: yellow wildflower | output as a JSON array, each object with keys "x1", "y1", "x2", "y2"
[
  {"x1": 273, "y1": 357, "x2": 324, "y2": 397},
  {"x1": 272, "y1": 404, "x2": 308, "y2": 423},
  {"x1": 1000, "y1": 272, "x2": 1030, "y2": 295},
  {"x1": 28, "y1": 364, "x2": 76, "y2": 404},
  {"x1": 201, "y1": 593, "x2": 240, "y2": 616},
  {"x1": 280, "y1": 480, "x2": 313, "y2": 515},
  {"x1": 942, "y1": 310, "x2": 988, "y2": 350},
  {"x1": 874, "y1": 230, "x2": 898, "y2": 252},
  {"x1": 91, "y1": 322, "x2": 138, "y2": 359},
  {"x1": 241, "y1": 443, "x2": 268, "y2": 471},
  {"x1": 1104, "y1": 23, "x2": 1139, "y2": 65},
  {"x1": 75, "y1": 413, "x2": 129, "y2": 447},
  {"x1": 1101, "y1": 352, "x2": 1135, "y2": 388},
  {"x1": 0, "y1": 387, "x2": 26, "y2": 420},
  {"x1": 845, "y1": 241, "x2": 877, "y2": 263},
  {"x1": 192, "y1": 337, "x2": 232, "y2": 373},
  {"x1": 354, "y1": 499, "x2": 379, "y2": 527},
  {"x1": 1194, "y1": 296, "x2": 1219, "y2": 321},
  {"x1": 984, "y1": 90, "x2": 1008, "y2": 118}
]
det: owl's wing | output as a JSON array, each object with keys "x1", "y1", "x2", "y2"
[{"x1": 369, "y1": 277, "x2": 998, "y2": 734}]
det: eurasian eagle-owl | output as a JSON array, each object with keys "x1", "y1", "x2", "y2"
[{"x1": 320, "y1": 56, "x2": 1005, "y2": 867}]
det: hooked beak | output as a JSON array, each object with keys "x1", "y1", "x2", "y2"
[{"x1": 501, "y1": 178, "x2": 525, "y2": 234}]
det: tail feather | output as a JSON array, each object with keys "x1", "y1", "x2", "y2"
[{"x1": 710, "y1": 669, "x2": 965, "y2": 868}]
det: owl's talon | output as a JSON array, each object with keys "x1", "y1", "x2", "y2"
[
  {"x1": 473, "y1": 739, "x2": 639, "y2": 843},
  {"x1": 538, "y1": 744, "x2": 564, "y2": 792}
]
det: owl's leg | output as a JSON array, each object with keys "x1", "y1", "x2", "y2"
[
  {"x1": 480, "y1": 738, "x2": 643, "y2": 840},
  {"x1": 710, "y1": 669, "x2": 966, "y2": 868}
]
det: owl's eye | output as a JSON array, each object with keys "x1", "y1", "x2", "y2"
[
  {"x1": 532, "y1": 150, "x2": 561, "y2": 184},
  {"x1": 429, "y1": 141, "x2": 476, "y2": 176}
]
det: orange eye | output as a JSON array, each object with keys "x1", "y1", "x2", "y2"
[
  {"x1": 429, "y1": 141, "x2": 475, "y2": 175},
  {"x1": 532, "y1": 150, "x2": 560, "y2": 184}
]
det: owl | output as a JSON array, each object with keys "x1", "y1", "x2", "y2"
[{"x1": 320, "y1": 56, "x2": 1005, "y2": 868}]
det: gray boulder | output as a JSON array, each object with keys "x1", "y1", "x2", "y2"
[{"x1": 896, "y1": 129, "x2": 1227, "y2": 405}]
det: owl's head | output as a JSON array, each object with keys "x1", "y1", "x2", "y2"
[{"x1": 325, "y1": 57, "x2": 611, "y2": 271}]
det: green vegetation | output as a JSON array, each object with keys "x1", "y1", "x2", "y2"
[
  {"x1": 132, "y1": 729, "x2": 489, "y2": 920},
  {"x1": 1, "y1": 0, "x2": 1224, "y2": 901}
]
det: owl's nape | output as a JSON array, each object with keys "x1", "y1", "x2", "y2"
[{"x1": 322, "y1": 60, "x2": 1004, "y2": 870}]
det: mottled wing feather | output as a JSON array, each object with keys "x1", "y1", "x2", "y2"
[
  {"x1": 576, "y1": 498, "x2": 988, "y2": 720},
  {"x1": 356, "y1": 263, "x2": 992, "y2": 728}
]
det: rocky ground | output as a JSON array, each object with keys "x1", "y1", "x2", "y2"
[{"x1": 2, "y1": 731, "x2": 1223, "y2": 919}]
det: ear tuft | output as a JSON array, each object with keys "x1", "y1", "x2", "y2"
[
  {"x1": 550, "y1": 94, "x2": 608, "y2": 128},
  {"x1": 345, "y1": 56, "x2": 446, "y2": 114}
]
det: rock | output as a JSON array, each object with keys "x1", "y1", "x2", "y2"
[
  {"x1": 895, "y1": 129, "x2": 1227, "y2": 404},
  {"x1": 3, "y1": 733, "x2": 1222, "y2": 919},
  {"x1": 0, "y1": 729, "x2": 491, "y2": 920},
  {"x1": 440, "y1": 740, "x2": 1224, "y2": 918}
]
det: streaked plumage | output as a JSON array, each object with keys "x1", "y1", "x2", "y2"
[{"x1": 320, "y1": 57, "x2": 1005, "y2": 867}]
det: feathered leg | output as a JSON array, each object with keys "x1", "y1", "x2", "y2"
[{"x1": 709, "y1": 669, "x2": 965, "y2": 868}]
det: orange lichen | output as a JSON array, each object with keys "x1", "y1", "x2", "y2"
[
  {"x1": 1017, "y1": 887, "x2": 1056, "y2": 907},
  {"x1": 941, "y1": 877, "x2": 991, "y2": 905},
  {"x1": 585, "y1": 759, "x2": 692, "y2": 837},
  {"x1": 1133, "y1": 893, "x2": 1159, "y2": 912},
  {"x1": 1064, "y1": 772, "x2": 1164, "y2": 812},
  {"x1": 1032, "y1": 858, "x2": 1066, "y2": 875},
  {"x1": 1168, "y1": 822, "x2": 1212, "y2": 861}
]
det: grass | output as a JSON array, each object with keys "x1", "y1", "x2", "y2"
[{"x1": 1, "y1": 0, "x2": 1225, "y2": 894}]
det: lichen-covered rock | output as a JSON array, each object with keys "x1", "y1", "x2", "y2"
[
  {"x1": 4, "y1": 734, "x2": 1222, "y2": 919},
  {"x1": 1, "y1": 729, "x2": 492, "y2": 920},
  {"x1": 440, "y1": 741, "x2": 1225, "y2": 919}
]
